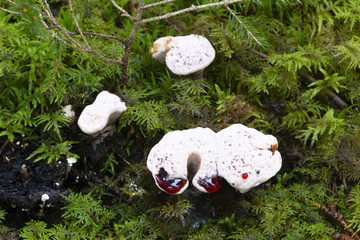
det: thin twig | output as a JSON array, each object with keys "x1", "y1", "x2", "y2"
[
  {"x1": 307, "y1": 200, "x2": 360, "y2": 240},
  {"x1": 142, "y1": 0, "x2": 176, "y2": 9},
  {"x1": 4, "y1": 0, "x2": 15, "y2": 4},
  {"x1": 225, "y1": 4, "x2": 262, "y2": 47},
  {"x1": 68, "y1": 0, "x2": 91, "y2": 49},
  {"x1": 0, "y1": 7, "x2": 20, "y2": 14},
  {"x1": 38, "y1": 8, "x2": 123, "y2": 65},
  {"x1": 40, "y1": 0, "x2": 84, "y2": 49},
  {"x1": 302, "y1": 75, "x2": 348, "y2": 109},
  {"x1": 109, "y1": 0, "x2": 135, "y2": 21},
  {"x1": 0, "y1": 139, "x2": 10, "y2": 157},
  {"x1": 66, "y1": 31, "x2": 126, "y2": 46},
  {"x1": 121, "y1": 0, "x2": 145, "y2": 85},
  {"x1": 47, "y1": 46, "x2": 63, "y2": 99},
  {"x1": 140, "y1": 0, "x2": 246, "y2": 24}
]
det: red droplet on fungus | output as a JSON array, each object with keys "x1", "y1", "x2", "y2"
[
  {"x1": 198, "y1": 176, "x2": 221, "y2": 193},
  {"x1": 242, "y1": 173, "x2": 248, "y2": 180},
  {"x1": 155, "y1": 168, "x2": 187, "y2": 194}
]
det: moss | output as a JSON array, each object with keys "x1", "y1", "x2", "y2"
[{"x1": 1, "y1": 0, "x2": 360, "y2": 239}]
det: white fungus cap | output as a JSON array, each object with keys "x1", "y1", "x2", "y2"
[
  {"x1": 147, "y1": 127, "x2": 219, "y2": 194},
  {"x1": 77, "y1": 91, "x2": 127, "y2": 135},
  {"x1": 147, "y1": 124, "x2": 282, "y2": 194},
  {"x1": 216, "y1": 124, "x2": 282, "y2": 193},
  {"x1": 41, "y1": 194, "x2": 49, "y2": 202},
  {"x1": 67, "y1": 157, "x2": 77, "y2": 167},
  {"x1": 150, "y1": 34, "x2": 216, "y2": 75},
  {"x1": 150, "y1": 36, "x2": 172, "y2": 63}
]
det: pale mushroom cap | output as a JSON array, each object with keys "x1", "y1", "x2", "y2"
[
  {"x1": 67, "y1": 157, "x2": 77, "y2": 166},
  {"x1": 77, "y1": 91, "x2": 127, "y2": 135},
  {"x1": 41, "y1": 194, "x2": 49, "y2": 202},
  {"x1": 147, "y1": 127, "x2": 218, "y2": 194},
  {"x1": 150, "y1": 36, "x2": 172, "y2": 63},
  {"x1": 165, "y1": 34, "x2": 216, "y2": 75},
  {"x1": 216, "y1": 124, "x2": 282, "y2": 193}
]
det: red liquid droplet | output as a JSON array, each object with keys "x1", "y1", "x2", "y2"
[
  {"x1": 242, "y1": 173, "x2": 248, "y2": 180},
  {"x1": 198, "y1": 176, "x2": 221, "y2": 193},
  {"x1": 155, "y1": 168, "x2": 187, "y2": 194}
]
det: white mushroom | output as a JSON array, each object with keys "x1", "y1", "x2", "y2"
[
  {"x1": 67, "y1": 157, "x2": 77, "y2": 167},
  {"x1": 150, "y1": 34, "x2": 216, "y2": 75},
  {"x1": 150, "y1": 36, "x2": 172, "y2": 63},
  {"x1": 40, "y1": 193, "x2": 49, "y2": 209},
  {"x1": 65, "y1": 157, "x2": 77, "y2": 180},
  {"x1": 41, "y1": 194, "x2": 49, "y2": 203},
  {"x1": 77, "y1": 91, "x2": 127, "y2": 135},
  {"x1": 216, "y1": 124, "x2": 282, "y2": 193},
  {"x1": 147, "y1": 127, "x2": 220, "y2": 194},
  {"x1": 147, "y1": 124, "x2": 282, "y2": 194}
]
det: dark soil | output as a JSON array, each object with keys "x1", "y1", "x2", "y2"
[{"x1": 0, "y1": 138, "x2": 68, "y2": 228}]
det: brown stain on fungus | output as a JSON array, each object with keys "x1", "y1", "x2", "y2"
[
  {"x1": 270, "y1": 144, "x2": 278, "y2": 155},
  {"x1": 150, "y1": 43, "x2": 161, "y2": 55},
  {"x1": 165, "y1": 38, "x2": 172, "y2": 52}
]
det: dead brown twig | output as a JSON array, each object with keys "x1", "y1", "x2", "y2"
[{"x1": 306, "y1": 199, "x2": 360, "y2": 240}]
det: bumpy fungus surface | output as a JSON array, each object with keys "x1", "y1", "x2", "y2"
[
  {"x1": 217, "y1": 124, "x2": 282, "y2": 193},
  {"x1": 147, "y1": 124, "x2": 282, "y2": 194},
  {"x1": 147, "y1": 127, "x2": 219, "y2": 194},
  {"x1": 77, "y1": 91, "x2": 127, "y2": 135},
  {"x1": 150, "y1": 34, "x2": 216, "y2": 75}
]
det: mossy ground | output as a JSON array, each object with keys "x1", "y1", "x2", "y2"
[{"x1": 1, "y1": 0, "x2": 360, "y2": 239}]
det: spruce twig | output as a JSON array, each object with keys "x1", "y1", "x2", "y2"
[
  {"x1": 0, "y1": 6, "x2": 19, "y2": 14},
  {"x1": 68, "y1": 0, "x2": 91, "y2": 49},
  {"x1": 121, "y1": 0, "x2": 145, "y2": 86},
  {"x1": 307, "y1": 200, "x2": 360, "y2": 240},
  {"x1": 66, "y1": 31, "x2": 125, "y2": 45},
  {"x1": 142, "y1": 0, "x2": 176, "y2": 9},
  {"x1": 109, "y1": 0, "x2": 135, "y2": 21},
  {"x1": 140, "y1": 0, "x2": 246, "y2": 24},
  {"x1": 224, "y1": 4, "x2": 262, "y2": 47}
]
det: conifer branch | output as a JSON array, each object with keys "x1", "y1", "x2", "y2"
[
  {"x1": 121, "y1": 0, "x2": 145, "y2": 86},
  {"x1": 142, "y1": 0, "x2": 176, "y2": 9},
  {"x1": 40, "y1": 0, "x2": 83, "y2": 49},
  {"x1": 224, "y1": 4, "x2": 262, "y2": 47},
  {"x1": 67, "y1": 31, "x2": 125, "y2": 46},
  {"x1": 0, "y1": 6, "x2": 19, "y2": 14},
  {"x1": 307, "y1": 200, "x2": 360, "y2": 240},
  {"x1": 140, "y1": 0, "x2": 246, "y2": 24},
  {"x1": 109, "y1": 0, "x2": 135, "y2": 21},
  {"x1": 68, "y1": 0, "x2": 91, "y2": 49},
  {"x1": 38, "y1": 0, "x2": 123, "y2": 65}
]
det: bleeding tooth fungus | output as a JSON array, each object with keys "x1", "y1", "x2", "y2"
[{"x1": 147, "y1": 124, "x2": 282, "y2": 194}]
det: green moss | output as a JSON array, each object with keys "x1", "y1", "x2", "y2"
[{"x1": 1, "y1": 0, "x2": 360, "y2": 238}]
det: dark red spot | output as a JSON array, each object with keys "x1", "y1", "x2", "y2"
[
  {"x1": 155, "y1": 168, "x2": 187, "y2": 194},
  {"x1": 198, "y1": 176, "x2": 221, "y2": 193},
  {"x1": 256, "y1": 170, "x2": 260, "y2": 175},
  {"x1": 242, "y1": 173, "x2": 248, "y2": 180}
]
